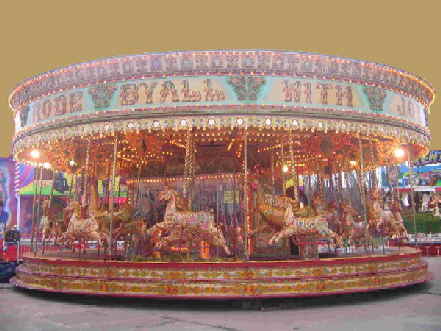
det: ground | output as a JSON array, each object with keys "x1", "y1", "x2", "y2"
[{"x1": 0, "y1": 258, "x2": 440, "y2": 331}]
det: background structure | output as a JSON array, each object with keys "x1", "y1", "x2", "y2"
[{"x1": 0, "y1": 1, "x2": 440, "y2": 157}]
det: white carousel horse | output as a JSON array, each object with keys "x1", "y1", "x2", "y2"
[
  {"x1": 146, "y1": 188, "x2": 231, "y2": 255},
  {"x1": 63, "y1": 202, "x2": 105, "y2": 252}
]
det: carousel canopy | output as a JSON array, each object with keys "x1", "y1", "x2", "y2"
[{"x1": 9, "y1": 50, "x2": 435, "y2": 174}]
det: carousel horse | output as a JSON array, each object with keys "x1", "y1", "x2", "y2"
[
  {"x1": 109, "y1": 204, "x2": 150, "y2": 257},
  {"x1": 366, "y1": 189, "x2": 386, "y2": 234},
  {"x1": 383, "y1": 199, "x2": 408, "y2": 239},
  {"x1": 88, "y1": 202, "x2": 147, "y2": 255},
  {"x1": 62, "y1": 201, "x2": 76, "y2": 230},
  {"x1": 39, "y1": 200, "x2": 66, "y2": 252},
  {"x1": 311, "y1": 192, "x2": 340, "y2": 231},
  {"x1": 133, "y1": 190, "x2": 157, "y2": 223},
  {"x1": 338, "y1": 202, "x2": 371, "y2": 246},
  {"x1": 63, "y1": 201, "x2": 105, "y2": 254},
  {"x1": 367, "y1": 189, "x2": 408, "y2": 239},
  {"x1": 146, "y1": 188, "x2": 231, "y2": 255},
  {"x1": 113, "y1": 218, "x2": 148, "y2": 258},
  {"x1": 249, "y1": 176, "x2": 342, "y2": 247},
  {"x1": 249, "y1": 176, "x2": 293, "y2": 231},
  {"x1": 87, "y1": 181, "x2": 146, "y2": 251},
  {"x1": 39, "y1": 200, "x2": 52, "y2": 252},
  {"x1": 267, "y1": 199, "x2": 343, "y2": 246}
]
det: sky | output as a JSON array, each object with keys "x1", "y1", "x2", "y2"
[{"x1": 1, "y1": 1, "x2": 440, "y2": 157}]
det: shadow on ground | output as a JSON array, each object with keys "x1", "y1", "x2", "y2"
[{"x1": 12, "y1": 281, "x2": 435, "y2": 311}]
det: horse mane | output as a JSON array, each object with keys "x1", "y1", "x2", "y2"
[{"x1": 163, "y1": 189, "x2": 189, "y2": 211}]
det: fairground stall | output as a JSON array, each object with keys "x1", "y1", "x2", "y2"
[
  {"x1": 392, "y1": 150, "x2": 441, "y2": 213},
  {"x1": 0, "y1": 157, "x2": 18, "y2": 276},
  {"x1": 384, "y1": 150, "x2": 441, "y2": 256},
  {"x1": 9, "y1": 50, "x2": 434, "y2": 298}
]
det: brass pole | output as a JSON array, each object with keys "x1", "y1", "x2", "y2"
[
  {"x1": 108, "y1": 137, "x2": 118, "y2": 259},
  {"x1": 289, "y1": 131, "x2": 298, "y2": 201},
  {"x1": 281, "y1": 141, "x2": 286, "y2": 195},
  {"x1": 243, "y1": 129, "x2": 249, "y2": 260},
  {"x1": 30, "y1": 166, "x2": 41, "y2": 255},
  {"x1": 271, "y1": 153, "x2": 275, "y2": 198},
  {"x1": 82, "y1": 140, "x2": 91, "y2": 207},
  {"x1": 408, "y1": 147, "x2": 418, "y2": 244},
  {"x1": 48, "y1": 170, "x2": 56, "y2": 211},
  {"x1": 34, "y1": 167, "x2": 44, "y2": 254},
  {"x1": 358, "y1": 137, "x2": 369, "y2": 231}
]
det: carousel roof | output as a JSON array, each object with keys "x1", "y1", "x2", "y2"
[{"x1": 9, "y1": 50, "x2": 435, "y2": 169}]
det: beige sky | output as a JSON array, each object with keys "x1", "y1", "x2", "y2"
[{"x1": 1, "y1": 1, "x2": 440, "y2": 157}]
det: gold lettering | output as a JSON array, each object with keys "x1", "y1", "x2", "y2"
[
  {"x1": 69, "y1": 92, "x2": 83, "y2": 113},
  {"x1": 53, "y1": 95, "x2": 67, "y2": 116},
  {"x1": 120, "y1": 84, "x2": 139, "y2": 106}
]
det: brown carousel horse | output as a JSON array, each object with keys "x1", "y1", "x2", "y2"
[
  {"x1": 310, "y1": 192, "x2": 340, "y2": 231},
  {"x1": 249, "y1": 175, "x2": 342, "y2": 247},
  {"x1": 39, "y1": 199, "x2": 69, "y2": 253},
  {"x1": 87, "y1": 180, "x2": 149, "y2": 254},
  {"x1": 98, "y1": 203, "x2": 149, "y2": 258},
  {"x1": 338, "y1": 202, "x2": 371, "y2": 247},
  {"x1": 366, "y1": 189, "x2": 408, "y2": 239},
  {"x1": 39, "y1": 200, "x2": 53, "y2": 253},
  {"x1": 383, "y1": 199, "x2": 408, "y2": 239}
]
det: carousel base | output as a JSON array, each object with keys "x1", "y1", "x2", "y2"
[{"x1": 11, "y1": 247, "x2": 429, "y2": 299}]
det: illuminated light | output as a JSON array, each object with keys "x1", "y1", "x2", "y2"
[
  {"x1": 349, "y1": 160, "x2": 357, "y2": 167},
  {"x1": 265, "y1": 118, "x2": 271, "y2": 125},
  {"x1": 43, "y1": 162, "x2": 51, "y2": 169},
  {"x1": 292, "y1": 119, "x2": 298, "y2": 126},
  {"x1": 236, "y1": 118, "x2": 244, "y2": 125},
  {"x1": 69, "y1": 160, "x2": 76, "y2": 167},
  {"x1": 208, "y1": 119, "x2": 215, "y2": 125},
  {"x1": 30, "y1": 149, "x2": 40, "y2": 159},
  {"x1": 394, "y1": 147, "x2": 405, "y2": 159},
  {"x1": 153, "y1": 120, "x2": 160, "y2": 127},
  {"x1": 180, "y1": 119, "x2": 187, "y2": 126},
  {"x1": 127, "y1": 122, "x2": 135, "y2": 128},
  {"x1": 282, "y1": 164, "x2": 289, "y2": 173}
]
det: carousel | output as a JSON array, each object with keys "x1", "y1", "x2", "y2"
[{"x1": 8, "y1": 50, "x2": 434, "y2": 298}]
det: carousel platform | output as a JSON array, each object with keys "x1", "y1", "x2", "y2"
[{"x1": 11, "y1": 247, "x2": 429, "y2": 299}]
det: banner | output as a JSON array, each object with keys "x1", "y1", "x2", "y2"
[
  {"x1": 16, "y1": 75, "x2": 427, "y2": 132},
  {"x1": 414, "y1": 150, "x2": 441, "y2": 166}
]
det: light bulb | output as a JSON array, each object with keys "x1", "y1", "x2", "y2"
[
  {"x1": 30, "y1": 149, "x2": 40, "y2": 159},
  {"x1": 394, "y1": 148, "x2": 405, "y2": 159}
]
